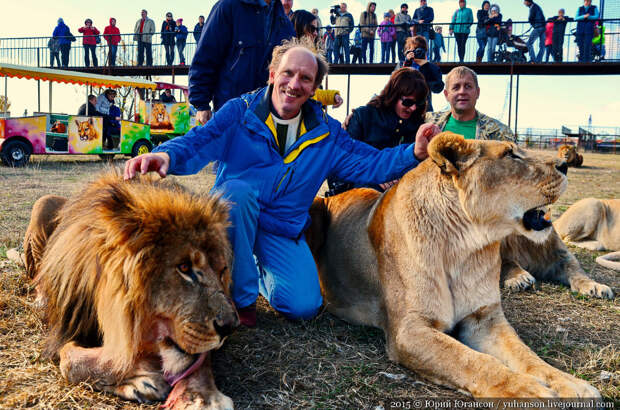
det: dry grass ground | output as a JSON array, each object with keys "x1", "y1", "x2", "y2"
[{"x1": 0, "y1": 151, "x2": 618, "y2": 409}]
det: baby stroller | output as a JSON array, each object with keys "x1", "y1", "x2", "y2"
[{"x1": 491, "y1": 21, "x2": 528, "y2": 63}]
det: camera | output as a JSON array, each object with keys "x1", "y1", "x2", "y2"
[
  {"x1": 329, "y1": 5, "x2": 341, "y2": 24},
  {"x1": 406, "y1": 47, "x2": 426, "y2": 60}
]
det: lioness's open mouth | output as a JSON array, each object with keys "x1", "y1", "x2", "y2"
[{"x1": 522, "y1": 206, "x2": 552, "y2": 231}]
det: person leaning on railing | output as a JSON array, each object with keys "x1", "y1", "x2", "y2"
[
  {"x1": 103, "y1": 18, "x2": 121, "y2": 66},
  {"x1": 78, "y1": 18, "x2": 100, "y2": 67},
  {"x1": 449, "y1": 0, "x2": 474, "y2": 63}
]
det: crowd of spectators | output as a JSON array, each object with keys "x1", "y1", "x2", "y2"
[{"x1": 47, "y1": 1, "x2": 605, "y2": 69}]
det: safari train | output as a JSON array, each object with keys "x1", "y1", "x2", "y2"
[{"x1": 0, "y1": 64, "x2": 196, "y2": 167}]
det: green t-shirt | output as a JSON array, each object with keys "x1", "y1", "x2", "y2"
[{"x1": 444, "y1": 115, "x2": 477, "y2": 140}]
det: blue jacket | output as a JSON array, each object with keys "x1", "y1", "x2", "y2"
[
  {"x1": 413, "y1": 6, "x2": 434, "y2": 32},
  {"x1": 153, "y1": 86, "x2": 419, "y2": 239},
  {"x1": 189, "y1": 0, "x2": 295, "y2": 112},
  {"x1": 175, "y1": 24, "x2": 188, "y2": 42},
  {"x1": 575, "y1": 5, "x2": 599, "y2": 35},
  {"x1": 53, "y1": 22, "x2": 72, "y2": 46}
]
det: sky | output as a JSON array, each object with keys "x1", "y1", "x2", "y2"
[{"x1": 1, "y1": 0, "x2": 619, "y2": 130}]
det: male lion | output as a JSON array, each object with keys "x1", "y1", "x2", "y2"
[
  {"x1": 558, "y1": 144, "x2": 583, "y2": 167},
  {"x1": 25, "y1": 171, "x2": 238, "y2": 409},
  {"x1": 554, "y1": 197, "x2": 620, "y2": 271},
  {"x1": 308, "y1": 133, "x2": 601, "y2": 398},
  {"x1": 75, "y1": 118, "x2": 99, "y2": 141},
  {"x1": 150, "y1": 102, "x2": 174, "y2": 130}
]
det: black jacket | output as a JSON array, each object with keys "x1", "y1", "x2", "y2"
[
  {"x1": 487, "y1": 13, "x2": 502, "y2": 38},
  {"x1": 528, "y1": 2, "x2": 545, "y2": 29},
  {"x1": 77, "y1": 102, "x2": 100, "y2": 116},
  {"x1": 161, "y1": 19, "x2": 176, "y2": 45},
  {"x1": 412, "y1": 6, "x2": 434, "y2": 32},
  {"x1": 193, "y1": 22, "x2": 204, "y2": 42},
  {"x1": 477, "y1": 9, "x2": 489, "y2": 30},
  {"x1": 551, "y1": 16, "x2": 573, "y2": 37}
]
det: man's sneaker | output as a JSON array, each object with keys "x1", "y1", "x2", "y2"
[{"x1": 237, "y1": 303, "x2": 257, "y2": 328}]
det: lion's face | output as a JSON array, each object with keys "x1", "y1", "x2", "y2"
[
  {"x1": 429, "y1": 133, "x2": 568, "y2": 244},
  {"x1": 75, "y1": 118, "x2": 98, "y2": 141},
  {"x1": 558, "y1": 145, "x2": 576, "y2": 163},
  {"x1": 148, "y1": 235, "x2": 237, "y2": 355},
  {"x1": 150, "y1": 103, "x2": 172, "y2": 128}
]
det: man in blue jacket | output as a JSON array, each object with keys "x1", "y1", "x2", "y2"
[
  {"x1": 524, "y1": 0, "x2": 546, "y2": 63},
  {"x1": 124, "y1": 39, "x2": 437, "y2": 327},
  {"x1": 188, "y1": 0, "x2": 295, "y2": 125}
]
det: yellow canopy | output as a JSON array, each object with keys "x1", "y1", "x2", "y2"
[{"x1": 0, "y1": 63, "x2": 156, "y2": 89}]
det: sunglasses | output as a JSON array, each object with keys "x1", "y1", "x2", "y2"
[
  {"x1": 310, "y1": 26, "x2": 318, "y2": 33},
  {"x1": 400, "y1": 97, "x2": 425, "y2": 108}
]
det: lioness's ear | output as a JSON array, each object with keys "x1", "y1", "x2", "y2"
[
  {"x1": 428, "y1": 132, "x2": 479, "y2": 175},
  {"x1": 75, "y1": 119, "x2": 80, "y2": 128}
]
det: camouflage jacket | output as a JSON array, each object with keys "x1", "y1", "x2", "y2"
[{"x1": 425, "y1": 110, "x2": 516, "y2": 142}]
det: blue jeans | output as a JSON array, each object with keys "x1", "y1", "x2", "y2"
[
  {"x1": 108, "y1": 44, "x2": 117, "y2": 66},
  {"x1": 326, "y1": 48, "x2": 334, "y2": 63},
  {"x1": 334, "y1": 34, "x2": 350, "y2": 63},
  {"x1": 176, "y1": 39, "x2": 186, "y2": 64},
  {"x1": 476, "y1": 27, "x2": 487, "y2": 61},
  {"x1": 389, "y1": 40, "x2": 396, "y2": 63},
  {"x1": 163, "y1": 42, "x2": 175, "y2": 65},
  {"x1": 527, "y1": 27, "x2": 546, "y2": 62},
  {"x1": 418, "y1": 30, "x2": 430, "y2": 48},
  {"x1": 137, "y1": 40, "x2": 153, "y2": 66},
  {"x1": 361, "y1": 37, "x2": 374, "y2": 63},
  {"x1": 577, "y1": 31, "x2": 594, "y2": 62},
  {"x1": 487, "y1": 36, "x2": 498, "y2": 62},
  {"x1": 396, "y1": 31, "x2": 408, "y2": 62},
  {"x1": 216, "y1": 180, "x2": 323, "y2": 320},
  {"x1": 381, "y1": 42, "x2": 390, "y2": 63},
  {"x1": 432, "y1": 46, "x2": 441, "y2": 62}
]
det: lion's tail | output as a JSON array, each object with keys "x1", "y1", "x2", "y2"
[
  {"x1": 306, "y1": 197, "x2": 330, "y2": 264},
  {"x1": 596, "y1": 251, "x2": 620, "y2": 271}
]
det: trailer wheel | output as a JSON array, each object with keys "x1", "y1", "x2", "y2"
[
  {"x1": 131, "y1": 140, "x2": 152, "y2": 158},
  {"x1": 1, "y1": 139, "x2": 32, "y2": 167}
]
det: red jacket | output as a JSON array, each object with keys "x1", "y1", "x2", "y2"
[
  {"x1": 104, "y1": 19, "x2": 121, "y2": 45},
  {"x1": 78, "y1": 26, "x2": 100, "y2": 45}
]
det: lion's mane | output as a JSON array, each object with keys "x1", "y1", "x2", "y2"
[{"x1": 36, "y1": 171, "x2": 231, "y2": 377}]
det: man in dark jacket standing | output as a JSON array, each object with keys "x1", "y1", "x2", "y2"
[
  {"x1": 575, "y1": 0, "x2": 599, "y2": 62},
  {"x1": 524, "y1": 0, "x2": 545, "y2": 63},
  {"x1": 413, "y1": 0, "x2": 434, "y2": 46},
  {"x1": 193, "y1": 15, "x2": 205, "y2": 43},
  {"x1": 189, "y1": 0, "x2": 295, "y2": 125},
  {"x1": 550, "y1": 9, "x2": 573, "y2": 62}
]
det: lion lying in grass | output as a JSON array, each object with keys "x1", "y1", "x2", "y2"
[
  {"x1": 554, "y1": 198, "x2": 620, "y2": 271},
  {"x1": 24, "y1": 171, "x2": 237, "y2": 409},
  {"x1": 308, "y1": 133, "x2": 601, "y2": 398},
  {"x1": 558, "y1": 144, "x2": 583, "y2": 167}
]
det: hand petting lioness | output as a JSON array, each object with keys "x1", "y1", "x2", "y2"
[{"x1": 308, "y1": 133, "x2": 601, "y2": 399}]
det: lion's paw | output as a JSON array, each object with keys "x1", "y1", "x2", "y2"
[
  {"x1": 504, "y1": 270, "x2": 536, "y2": 292},
  {"x1": 491, "y1": 374, "x2": 557, "y2": 398},
  {"x1": 165, "y1": 389, "x2": 233, "y2": 410},
  {"x1": 546, "y1": 373, "x2": 601, "y2": 399},
  {"x1": 572, "y1": 280, "x2": 614, "y2": 299},
  {"x1": 110, "y1": 372, "x2": 171, "y2": 404}
]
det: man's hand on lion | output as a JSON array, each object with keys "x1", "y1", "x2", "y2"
[
  {"x1": 196, "y1": 109, "x2": 213, "y2": 125},
  {"x1": 124, "y1": 152, "x2": 170, "y2": 180},
  {"x1": 379, "y1": 180, "x2": 399, "y2": 190},
  {"x1": 413, "y1": 123, "x2": 441, "y2": 161}
]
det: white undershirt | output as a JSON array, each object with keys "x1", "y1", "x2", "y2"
[{"x1": 272, "y1": 110, "x2": 302, "y2": 153}]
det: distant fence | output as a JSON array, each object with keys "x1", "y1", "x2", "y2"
[
  {"x1": 516, "y1": 126, "x2": 620, "y2": 153},
  {"x1": 0, "y1": 19, "x2": 618, "y2": 68}
]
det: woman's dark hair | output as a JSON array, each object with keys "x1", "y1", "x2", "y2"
[
  {"x1": 291, "y1": 10, "x2": 318, "y2": 42},
  {"x1": 368, "y1": 68, "x2": 429, "y2": 119},
  {"x1": 481, "y1": 1, "x2": 490, "y2": 8}
]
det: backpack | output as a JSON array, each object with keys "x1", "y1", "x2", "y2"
[{"x1": 429, "y1": 27, "x2": 436, "y2": 40}]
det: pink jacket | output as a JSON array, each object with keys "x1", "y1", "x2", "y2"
[
  {"x1": 378, "y1": 20, "x2": 396, "y2": 43},
  {"x1": 545, "y1": 21, "x2": 554, "y2": 46}
]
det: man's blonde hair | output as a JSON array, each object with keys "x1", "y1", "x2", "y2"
[
  {"x1": 445, "y1": 66, "x2": 479, "y2": 89},
  {"x1": 269, "y1": 37, "x2": 329, "y2": 87}
]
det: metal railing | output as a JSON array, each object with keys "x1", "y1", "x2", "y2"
[
  {"x1": 515, "y1": 125, "x2": 620, "y2": 153},
  {"x1": 0, "y1": 19, "x2": 617, "y2": 68}
]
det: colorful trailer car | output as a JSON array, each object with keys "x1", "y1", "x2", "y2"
[{"x1": 0, "y1": 64, "x2": 158, "y2": 166}]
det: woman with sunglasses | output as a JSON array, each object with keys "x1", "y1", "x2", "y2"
[
  {"x1": 327, "y1": 68, "x2": 436, "y2": 195},
  {"x1": 290, "y1": 10, "x2": 344, "y2": 108}
]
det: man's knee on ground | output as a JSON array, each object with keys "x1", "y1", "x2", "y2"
[{"x1": 271, "y1": 294, "x2": 323, "y2": 321}]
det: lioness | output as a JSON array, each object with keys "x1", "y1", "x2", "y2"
[
  {"x1": 308, "y1": 133, "x2": 600, "y2": 398},
  {"x1": 25, "y1": 171, "x2": 237, "y2": 409},
  {"x1": 554, "y1": 197, "x2": 620, "y2": 271},
  {"x1": 75, "y1": 118, "x2": 99, "y2": 142},
  {"x1": 150, "y1": 103, "x2": 174, "y2": 130},
  {"x1": 558, "y1": 144, "x2": 583, "y2": 167}
]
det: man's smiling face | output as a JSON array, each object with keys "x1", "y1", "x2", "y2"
[{"x1": 269, "y1": 48, "x2": 318, "y2": 120}]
